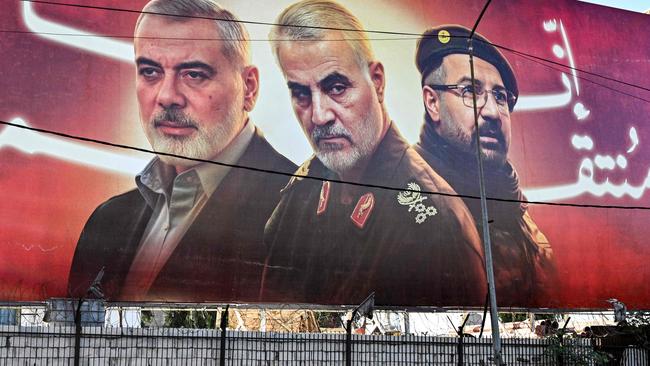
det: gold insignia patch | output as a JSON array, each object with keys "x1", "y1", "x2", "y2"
[{"x1": 438, "y1": 29, "x2": 451, "y2": 44}]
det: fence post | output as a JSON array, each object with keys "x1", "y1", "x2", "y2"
[
  {"x1": 345, "y1": 293, "x2": 375, "y2": 366},
  {"x1": 451, "y1": 314, "x2": 470, "y2": 366},
  {"x1": 73, "y1": 297, "x2": 83, "y2": 366},
  {"x1": 73, "y1": 267, "x2": 105, "y2": 366},
  {"x1": 458, "y1": 333, "x2": 464, "y2": 366},
  {"x1": 219, "y1": 305, "x2": 229, "y2": 366},
  {"x1": 345, "y1": 317, "x2": 353, "y2": 366},
  {"x1": 557, "y1": 317, "x2": 571, "y2": 366}
]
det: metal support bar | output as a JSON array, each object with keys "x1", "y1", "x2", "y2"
[
  {"x1": 73, "y1": 268, "x2": 105, "y2": 366},
  {"x1": 468, "y1": 37, "x2": 504, "y2": 365},
  {"x1": 345, "y1": 293, "x2": 375, "y2": 366},
  {"x1": 480, "y1": 290, "x2": 489, "y2": 339},
  {"x1": 73, "y1": 297, "x2": 83, "y2": 366},
  {"x1": 454, "y1": 315, "x2": 471, "y2": 366},
  {"x1": 219, "y1": 305, "x2": 229, "y2": 366},
  {"x1": 345, "y1": 316, "x2": 354, "y2": 366}
]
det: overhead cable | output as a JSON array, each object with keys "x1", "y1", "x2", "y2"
[{"x1": 2, "y1": 119, "x2": 650, "y2": 211}]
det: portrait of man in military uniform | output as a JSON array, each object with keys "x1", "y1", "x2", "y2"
[
  {"x1": 68, "y1": 0, "x2": 296, "y2": 302},
  {"x1": 259, "y1": 0, "x2": 487, "y2": 306},
  {"x1": 414, "y1": 25, "x2": 556, "y2": 307}
]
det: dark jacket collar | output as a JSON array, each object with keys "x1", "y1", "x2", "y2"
[{"x1": 416, "y1": 120, "x2": 527, "y2": 220}]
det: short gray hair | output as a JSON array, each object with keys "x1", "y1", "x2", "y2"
[
  {"x1": 136, "y1": 0, "x2": 250, "y2": 67},
  {"x1": 423, "y1": 62, "x2": 447, "y2": 93},
  {"x1": 269, "y1": 0, "x2": 374, "y2": 69}
]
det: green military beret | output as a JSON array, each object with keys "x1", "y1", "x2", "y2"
[{"x1": 415, "y1": 24, "x2": 518, "y2": 111}]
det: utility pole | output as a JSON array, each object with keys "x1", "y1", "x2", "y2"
[{"x1": 467, "y1": 1, "x2": 504, "y2": 363}]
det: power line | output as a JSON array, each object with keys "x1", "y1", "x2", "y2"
[
  {"x1": 2, "y1": 119, "x2": 650, "y2": 211},
  {"x1": 22, "y1": 0, "x2": 419, "y2": 36},
  {"x1": 496, "y1": 45, "x2": 650, "y2": 104},
  {"x1": 493, "y1": 42, "x2": 650, "y2": 94},
  {"x1": 7, "y1": 0, "x2": 650, "y2": 211},
  {"x1": 2, "y1": 30, "x2": 649, "y2": 104},
  {"x1": 19, "y1": 0, "x2": 650, "y2": 93},
  {"x1": 0, "y1": 29, "x2": 417, "y2": 42},
  {"x1": 3, "y1": 32, "x2": 648, "y2": 106}
]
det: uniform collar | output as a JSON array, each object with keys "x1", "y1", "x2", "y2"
[{"x1": 360, "y1": 122, "x2": 409, "y2": 186}]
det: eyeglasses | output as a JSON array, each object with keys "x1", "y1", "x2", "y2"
[{"x1": 428, "y1": 84, "x2": 516, "y2": 113}]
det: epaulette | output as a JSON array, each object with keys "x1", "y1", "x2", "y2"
[{"x1": 280, "y1": 156, "x2": 313, "y2": 193}]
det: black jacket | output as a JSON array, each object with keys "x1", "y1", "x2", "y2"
[
  {"x1": 260, "y1": 124, "x2": 487, "y2": 307},
  {"x1": 415, "y1": 122, "x2": 555, "y2": 307},
  {"x1": 68, "y1": 129, "x2": 296, "y2": 303}
]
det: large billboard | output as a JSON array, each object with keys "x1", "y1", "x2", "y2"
[{"x1": 1, "y1": 0, "x2": 649, "y2": 309}]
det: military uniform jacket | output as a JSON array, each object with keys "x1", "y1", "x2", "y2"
[
  {"x1": 260, "y1": 125, "x2": 487, "y2": 307},
  {"x1": 68, "y1": 128, "x2": 297, "y2": 303},
  {"x1": 415, "y1": 126, "x2": 555, "y2": 307}
]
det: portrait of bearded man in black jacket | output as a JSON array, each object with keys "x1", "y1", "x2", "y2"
[{"x1": 414, "y1": 25, "x2": 556, "y2": 307}]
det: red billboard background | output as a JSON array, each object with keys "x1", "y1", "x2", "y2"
[{"x1": 0, "y1": 0, "x2": 649, "y2": 308}]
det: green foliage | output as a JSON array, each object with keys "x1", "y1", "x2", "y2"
[
  {"x1": 314, "y1": 311, "x2": 344, "y2": 328},
  {"x1": 535, "y1": 313, "x2": 561, "y2": 321},
  {"x1": 498, "y1": 313, "x2": 528, "y2": 323},
  {"x1": 626, "y1": 310, "x2": 650, "y2": 328},
  {"x1": 622, "y1": 311, "x2": 650, "y2": 351},
  {"x1": 543, "y1": 330, "x2": 612, "y2": 366},
  {"x1": 140, "y1": 310, "x2": 154, "y2": 328},
  {"x1": 163, "y1": 310, "x2": 218, "y2": 329}
]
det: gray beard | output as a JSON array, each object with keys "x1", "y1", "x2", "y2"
[
  {"x1": 146, "y1": 108, "x2": 240, "y2": 169},
  {"x1": 311, "y1": 117, "x2": 378, "y2": 175}
]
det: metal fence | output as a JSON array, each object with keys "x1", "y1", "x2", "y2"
[{"x1": 2, "y1": 324, "x2": 648, "y2": 365}]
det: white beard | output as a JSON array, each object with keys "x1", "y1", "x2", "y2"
[
  {"x1": 311, "y1": 113, "x2": 380, "y2": 175},
  {"x1": 144, "y1": 106, "x2": 241, "y2": 169}
]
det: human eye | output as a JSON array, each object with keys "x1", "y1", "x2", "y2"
[
  {"x1": 460, "y1": 84, "x2": 478, "y2": 96},
  {"x1": 290, "y1": 87, "x2": 311, "y2": 107},
  {"x1": 492, "y1": 89, "x2": 509, "y2": 105},
  {"x1": 182, "y1": 70, "x2": 209, "y2": 84},
  {"x1": 138, "y1": 67, "x2": 161, "y2": 81},
  {"x1": 327, "y1": 83, "x2": 347, "y2": 97}
]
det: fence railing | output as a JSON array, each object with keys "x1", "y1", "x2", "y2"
[{"x1": 1, "y1": 324, "x2": 647, "y2": 365}]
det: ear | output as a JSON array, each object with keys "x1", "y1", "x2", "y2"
[
  {"x1": 242, "y1": 65, "x2": 259, "y2": 112},
  {"x1": 422, "y1": 85, "x2": 442, "y2": 125},
  {"x1": 368, "y1": 61, "x2": 385, "y2": 104}
]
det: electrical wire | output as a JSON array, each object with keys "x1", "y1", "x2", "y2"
[
  {"x1": 496, "y1": 45, "x2": 650, "y2": 104},
  {"x1": 3, "y1": 0, "x2": 650, "y2": 211},
  {"x1": 2, "y1": 119, "x2": 650, "y2": 211},
  {"x1": 21, "y1": 0, "x2": 420, "y2": 36},
  {"x1": 494, "y1": 42, "x2": 650, "y2": 93},
  {"x1": 1, "y1": 27, "x2": 648, "y2": 102},
  {"x1": 17, "y1": 0, "x2": 650, "y2": 93},
  {"x1": 0, "y1": 29, "x2": 417, "y2": 42}
]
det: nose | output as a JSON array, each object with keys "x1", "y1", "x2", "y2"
[
  {"x1": 310, "y1": 92, "x2": 335, "y2": 126},
  {"x1": 479, "y1": 91, "x2": 502, "y2": 124},
  {"x1": 477, "y1": 92, "x2": 504, "y2": 134},
  {"x1": 156, "y1": 74, "x2": 186, "y2": 109}
]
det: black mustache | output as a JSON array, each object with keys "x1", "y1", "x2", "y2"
[{"x1": 477, "y1": 121, "x2": 504, "y2": 143}]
